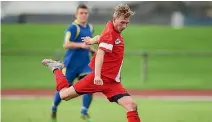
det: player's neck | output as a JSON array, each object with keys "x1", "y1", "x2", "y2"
[
  {"x1": 75, "y1": 19, "x2": 87, "y2": 27},
  {"x1": 80, "y1": 22, "x2": 87, "y2": 27}
]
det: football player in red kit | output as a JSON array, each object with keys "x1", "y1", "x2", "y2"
[{"x1": 42, "y1": 4, "x2": 141, "y2": 122}]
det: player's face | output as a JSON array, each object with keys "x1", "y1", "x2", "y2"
[
  {"x1": 113, "y1": 16, "x2": 130, "y2": 32},
  {"x1": 76, "y1": 8, "x2": 89, "y2": 23}
]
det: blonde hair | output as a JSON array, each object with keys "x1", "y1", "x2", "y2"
[{"x1": 113, "y1": 4, "x2": 135, "y2": 19}]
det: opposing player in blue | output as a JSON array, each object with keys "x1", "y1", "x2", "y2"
[{"x1": 51, "y1": 4, "x2": 96, "y2": 122}]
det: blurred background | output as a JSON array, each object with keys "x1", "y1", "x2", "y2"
[{"x1": 1, "y1": 1, "x2": 212, "y2": 122}]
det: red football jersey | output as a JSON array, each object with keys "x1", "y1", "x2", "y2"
[{"x1": 89, "y1": 21, "x2": 124, "y2": 82}]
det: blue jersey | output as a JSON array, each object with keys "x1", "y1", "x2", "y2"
[{"x1": 63, "y1": 20, "x2": 94, "y2": 70}]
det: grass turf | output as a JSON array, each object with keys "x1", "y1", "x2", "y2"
[{"x1": 2, "y1": 97, "x2": 212, "y2": 122}]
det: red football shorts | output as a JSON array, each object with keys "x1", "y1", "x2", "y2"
[{"x1": 73, "y1": 72, "x2": 130, "y2": 102}]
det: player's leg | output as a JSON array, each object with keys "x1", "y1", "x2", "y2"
[
  {"x1": 79, "y1": 66, "x2": 93, "y2": 118},
  {"x1": 117, "y1": 96, "x2": 141, "y2": 122},
  {"x1": 42, "y1": 59, "x2": 100, "y2": 120},
  {"x1": 51, "y1": 91, "x2": 60, "y2": 120},
  {"x1": 42, "y1": 59, "x2": 80, "y2": 99},
  {"x1": 103, "y1": 80, "x2": 141, "y2": 122},
  {"x1": 51, "y1": 67, "x2": 77, "y2": 120},
  {"x1": 51, "y1": 68, "x2": 66, "y2": 119},
  {"x1": 78, "y1": 75, "x2": 93, "y2": 120}
]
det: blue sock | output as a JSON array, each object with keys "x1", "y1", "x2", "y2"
[
  {"x1": 51, "y1": 91, "x2": 61, "y2": 112},
  {"x1": 81, "y1": 94, "x2": 93, "y2": 115}
]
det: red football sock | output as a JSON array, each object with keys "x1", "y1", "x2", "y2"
[
  {"x1": 53, "y1": 69, "x2": 69, "y2": 91},
  {"x1": 127, "y1": 111, "x2": 141, "y2": 122}
]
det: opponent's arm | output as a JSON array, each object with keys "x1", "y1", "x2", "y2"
[
  {"x1": 81, "y1": 35, "x2": 99, "y2": 55},
  {"x1": 63, "y1": 32, "x2": 90, "y2": 49},
  {"x1": 63, "y1": 41, "x2": 89, "y2": 49},
  {"x1": 63, "y1": 42, "x2": 84, "y2": 49}
]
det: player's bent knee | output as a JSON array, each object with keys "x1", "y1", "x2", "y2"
[
  {"x1": 131, "y1": 102, "x2": 138, "y2": 111},
  {"x1": 124, "y1": 101, "x2": 138, "y2": 111},
  {"x1": 118, "y1": 96, "x2": 138, "y2": 111},
  {"x1": 59, "y1": 86, "x2": 80, "y2": 101}
]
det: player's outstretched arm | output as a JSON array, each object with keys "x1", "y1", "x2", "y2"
[{"x1": 82, "y1": 35, "x2": 100, "y2": 45}]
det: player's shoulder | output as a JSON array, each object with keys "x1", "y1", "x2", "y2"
[
  {"x1": 100, "y1": 27, "x2": 113, "y2": 38},
  {"x1": 102, "y1": 21, "x2": 112, "y2": 31},
  {"x1": 68, "y1": 23, "x2": 78, "y2": 28},
  {"x1": 102, "y1": 29, "x2": 116, "y2": 39},
  {"x1": 66, "y1": 22, "x2": 80, "y2": 31}
]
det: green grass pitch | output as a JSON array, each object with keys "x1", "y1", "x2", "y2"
[{"x1": 2, "y1": 97, "x2": 212, "y2": 122}]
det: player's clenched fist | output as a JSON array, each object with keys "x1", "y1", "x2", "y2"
[{"x1": 94, "y1": 76, "x2": 103, "y2": 85}]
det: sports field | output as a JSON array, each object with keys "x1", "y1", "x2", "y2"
[
  {"x1": 2, "y1": 96, "x2": 212, "y2": 122},
  {"x1": 2, "y1": 24, "x2": 212, "y2": 89},
  {"x1": 2, "y1": 24, "x2": 212, "y2": 122}
]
